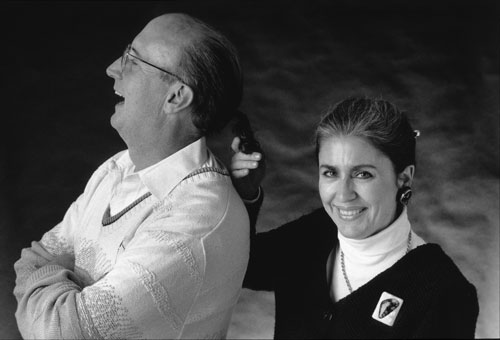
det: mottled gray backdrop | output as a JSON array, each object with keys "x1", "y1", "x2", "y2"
[{"x1": 3, "y1": 1, "x2": 498, "y2": 338}]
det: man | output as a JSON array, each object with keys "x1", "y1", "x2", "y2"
[{"x1": 14, "y1": 13, "x2": 249, "y2": 339}]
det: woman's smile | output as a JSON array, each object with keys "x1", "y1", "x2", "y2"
[{"x1": 336, "y1": 206, "x2": 367, "y2": 221}]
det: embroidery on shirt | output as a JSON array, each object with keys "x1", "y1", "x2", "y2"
[
  {"x1": 40, "y1": 226, "x2": 74, "y2": 256},
  {"x1": 75, "y1": 239, "x2": 113, "y2": 286},
  {"x1": 129, "y1": 261, "x2": 183, "y2": 330},
  {"x1": 78, "y1": 279, "x2": 141, "y2": 339},
  {"x1": 153, "y1": 199, "x2": 173, "y2": 216},
  {"x1": 76, "y1": 293, "x2": 101, "y2": 339},
  {"x1": 147, "y1": 230, "x2": 202, "y2": 283}
]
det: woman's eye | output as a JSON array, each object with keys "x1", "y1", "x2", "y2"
[
  {"x1": 354, "y1": 171, "x2": 372, "y2": 179},
  {"x1": 322, "y1": 170, "x2": 336, "y2": 178}
]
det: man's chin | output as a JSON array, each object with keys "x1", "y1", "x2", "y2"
[
  {"x1": 110, "y1": 112, "x2": 120, "y2": 129},
  {"x1": 110, "y1": 114, "x2": 125, "y2": 139}
]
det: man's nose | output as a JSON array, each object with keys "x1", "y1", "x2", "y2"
[{"x1": 106, "y1": 57, "x2": 122, "y2": 79}]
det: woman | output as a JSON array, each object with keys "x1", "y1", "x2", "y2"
[{"x1": 230, "y1": 97, "x2": 478, "y2": 339}]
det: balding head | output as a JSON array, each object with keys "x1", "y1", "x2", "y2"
[
  {"x1": 132, "y1": 13, "x2": 197, "y2": 74},
  {"x1": 150, "y1": 13, "x2": 205, "y2": 39},
  {"x1": 139, "y1": 13, "x2": 243, "y2": 136}
]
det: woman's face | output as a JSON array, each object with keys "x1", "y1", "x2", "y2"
[{"x1": 318, "y1": 135, "x2": 409, "y2": 240}]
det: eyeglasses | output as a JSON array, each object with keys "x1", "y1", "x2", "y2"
[{"x1": 121, "y1": 44, "x2": 187, "y2": 84}]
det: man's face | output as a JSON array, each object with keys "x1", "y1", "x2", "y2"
[{"x1": 106, "y1": 15, "x2": 185, "y2": 149}]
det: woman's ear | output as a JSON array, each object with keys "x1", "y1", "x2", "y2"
[
  {"x1": 397, "y1": 165, "x2": 415, "y2": 188},
  {"x1": 163, "y1": 83, "x2": 194, "y2": 114}
]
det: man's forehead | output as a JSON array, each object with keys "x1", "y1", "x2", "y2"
[
  {"x1": 133, "y1": 14, "x2": 198, "y2": 66},
  {"x1": 146, "y1": 13, "x2": 201, "y2": 43}
]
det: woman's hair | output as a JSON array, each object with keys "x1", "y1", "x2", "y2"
[{"x1": 315, "y1": 97, "x2": 417, "y2": 173}]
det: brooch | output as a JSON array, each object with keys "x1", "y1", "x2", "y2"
[{"x1": 371, "y1": 291, "x2": 404, "y2": 326}]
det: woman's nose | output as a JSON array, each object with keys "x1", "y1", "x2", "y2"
[
  {"x1": 106, "y1": 57, "x2": 122, "y2": 79},
  {"x1": 336, "y1": 178, "x2": 356, "y2": 202}
]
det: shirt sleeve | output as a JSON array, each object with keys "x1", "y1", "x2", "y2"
[
  {"x1": 12, "y1": 192, "x2": 91, "y2": 338},
  {"x1": 12, "y1": 163, "x2": 110, "y2": 337}
]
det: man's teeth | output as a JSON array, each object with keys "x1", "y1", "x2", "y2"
[{"x1": 115, "y1": 90, "x2": 123, "y2": 97}]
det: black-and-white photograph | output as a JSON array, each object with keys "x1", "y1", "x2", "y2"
[{"x1": 2, "y1": 1, "x2": 498, "y2": 338}]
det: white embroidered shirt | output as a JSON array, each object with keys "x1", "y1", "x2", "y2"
[{"x1": 14, "y1": 138, "x2": 250, "y2": 339}]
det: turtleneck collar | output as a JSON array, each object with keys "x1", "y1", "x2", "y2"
[
  {"x1": 331, "y1": 207, "x2": 427, "y2": 301},
  {"x1": 338, "y1": 207, "x2": 411, "y2": 263}
]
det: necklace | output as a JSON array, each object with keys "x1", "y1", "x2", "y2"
[{"x1": 340, "y1": 230, "x2": 412, "y2": 294}]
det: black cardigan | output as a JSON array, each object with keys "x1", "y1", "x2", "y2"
[{"x1": 243, "y1": 204, "x2": 479, "y2": 339}]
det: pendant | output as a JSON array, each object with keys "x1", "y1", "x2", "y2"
[{"x1": 371, "y1": 291, "x2": 404, "y2": 326}]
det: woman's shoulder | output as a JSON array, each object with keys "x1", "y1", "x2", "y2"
[{"x1": 403, "y1": 243, "x2": 477, "y2": 292}]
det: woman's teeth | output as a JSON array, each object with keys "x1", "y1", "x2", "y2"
[{"x1": 338, "y1": 208, "x2": 364, "y2": 220}]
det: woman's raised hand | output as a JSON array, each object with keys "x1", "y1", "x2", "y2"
[{"x1": 230, "y1": 136, "x2": 266, "y2": 201}]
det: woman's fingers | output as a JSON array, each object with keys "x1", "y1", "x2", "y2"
[
  {"x1": 231, "y1": 168, "x2": 250, "y2": 179},
  {"x1": 230, "y1": 136, "x2": 263, "y2": 181},
  {"x1": 232, "y1": 159, "x2": 260, "y2": 171},
  {"x1": 231, "y1": 137, "x2": 262, "y2": 159},
  {"x1": 231, "y1": 136, "x2": 241, "y2": 153}
]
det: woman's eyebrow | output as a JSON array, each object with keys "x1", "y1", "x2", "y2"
[
  {"x1": 319, "y1": 164, "x2": 377, "y2": 170},
  {"x1": 319, "y1": 164, "x2": 336, "y2": 170},
  {"x1": 352, "y1": 164, "x2": 377, "y2": 170}
]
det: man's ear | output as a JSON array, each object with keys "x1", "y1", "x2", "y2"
[
  {"x1": 163, "y1": 83, "x2": 194, "y2": 113},
  {"x1": 397, "y1": 165, "x2": 415, "y2": 188}
]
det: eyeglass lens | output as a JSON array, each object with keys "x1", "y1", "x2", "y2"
[{"x1": 121, "y1": 45, "x2": 130, "y2": 70}]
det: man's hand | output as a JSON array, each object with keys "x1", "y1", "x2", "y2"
[{"x1": 230, "y1": 136, "x2": 266, "y2": 201}]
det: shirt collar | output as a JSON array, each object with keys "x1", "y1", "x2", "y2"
[
  {"x1": 136, "y1": 137, "x2": 208, "y2": 200},
  {"x1": 338, "y1": 207, "x2": 411, "y2": 258},
  {"x1": 113, "y1": 150, "x2": 136, "y2": 175},
  {"x1": 110, "y1": 138, "x2": 208, "y2": 200}
]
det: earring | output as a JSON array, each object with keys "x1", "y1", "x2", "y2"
[{"x1": 398, "y1": 186, "x2": 412, "y2": 206}]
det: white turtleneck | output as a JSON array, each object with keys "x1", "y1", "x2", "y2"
[{"x1": 327, "y1": 207, "x2": 426, "y2": 302}]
